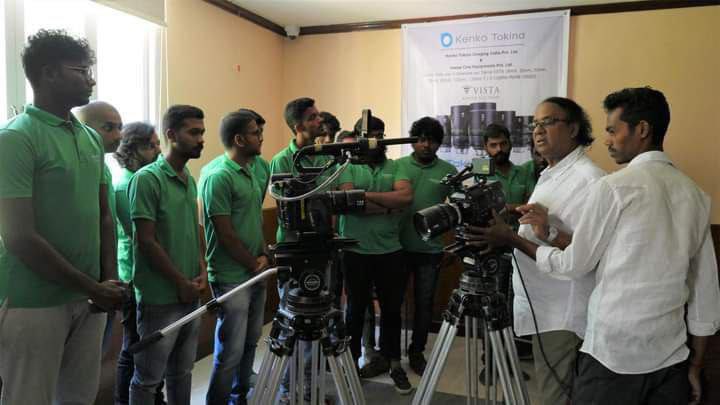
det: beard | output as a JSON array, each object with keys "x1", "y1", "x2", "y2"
[
  {"x1": 491, "y1": 151, "x2": 510, "y2": 165},
  {"x1": 367, "y1": 146, "x2": 387, "y2": 164}
]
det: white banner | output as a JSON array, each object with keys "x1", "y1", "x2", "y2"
[{"x1": 401, "y1": 10, "x2": 570, "y2": 169}]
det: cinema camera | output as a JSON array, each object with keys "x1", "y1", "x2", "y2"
[
  {"x1": 249, "y1": 110, "x2": 417, "y2": 405},
  {"x1": 414, "y1": 157, "x2": 505, "y2": 254},
  {"x1": 411, "y1": 159, "x2": 531, "y2": 405}
]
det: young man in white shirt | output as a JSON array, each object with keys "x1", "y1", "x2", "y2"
[{"x1": 472, "y1": 87, "x2": 720, "y2": 404}]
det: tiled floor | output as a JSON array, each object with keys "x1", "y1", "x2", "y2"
[{"x1": 190, "y1": 323, "x2": 541, "y2": 404}]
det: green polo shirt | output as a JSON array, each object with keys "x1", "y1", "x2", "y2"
[
  {"x1": 0, "y1": 104, "x2": 105, "y2": 308},
  {"x1": 269, "y1": 139, "x2": 333, "y2": 243},
  {"x1": 250, "y1": 156, "x2": 270, "y2": 202},
  {"x1": 114, "y1": 168, "x2": 135, "y2": 282},
  {"x1": 199, "y1": 154, "x2": 265, "y2": 284},
  {"x1": 396, "y1": 154, "x2": 458, "y2": 253},
  {"x1": 129, "y1": 155, "x2": 201, "y2": 304},
  {"x1": 488, "y1": 163, "x2": 535, "y2": 205},
  {"x1": 338, "y1": 159, "x2": 408, "y2": 254},
  {"x1": 202, "y1": 155, "x2": 270, "y2": 201},
  {"x1": 104, "y1": 164, "x2": 117, "y2": 227},
  {"x1": 520, "y1": 159, "x2": 539, "y2": 191}
]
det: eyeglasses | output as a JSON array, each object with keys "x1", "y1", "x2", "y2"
[
  {"x1": 63, "y1": 65, "x2": 94, "y2": 80},
  {"x1": 100, "y1": 122, "x2": 123, "y2": 132},
  {"x1": 527, "y1": 117, "x2": 571, "y2": 131}
]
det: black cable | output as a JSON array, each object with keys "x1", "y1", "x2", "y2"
[{"x1": 511, "y1": 251, "x2": 573, "y2": 398}]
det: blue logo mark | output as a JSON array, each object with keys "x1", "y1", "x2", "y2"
[{"x1": 440, "y1": 32, "x2": 453, "y2": 48}]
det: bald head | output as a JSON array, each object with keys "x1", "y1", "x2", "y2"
[{"x1": 74, "y1": 101, "x2": 123, "y2": 152}]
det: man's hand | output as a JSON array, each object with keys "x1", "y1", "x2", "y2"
[
  {"x1": 177, "y1": 278, "x2": 200, "y2": 303},
  {"x1": 461, "y1": 210, "x2": 516, "y2": 254},
  {"x1": 191, "y1": 260, "x2": 208, "y2": 295},
  {"x1": 89, "y1": 280, "x2": 127, "y2": 311},
  {"x1": 517, "y1": 203, "x2": 550, "y2": 240},
  {"x1": 192, "y1": 273, "x2": 208, "y2": 296},
  {"x1": 688, "y1": 364, "x2": 702, "y2": 405},
  {"x1": 254, "y1": 255, "x2": 270, "y2": 273}
]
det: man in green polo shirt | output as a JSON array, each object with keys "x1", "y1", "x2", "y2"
[
  {"x1": 484, "y1": 123, "x2": 535, "y2": 210},
  {"x1": 338, "y1": 115, "x2": 414, "y2": 394},
  {"x1": 271, "y1": 97, "x2": 335, "y2": 404},
  {"x1": 200, "y1": 110, "x2": 269, "y2": 404},
  {"x1": 128, "y1": 105, "x2": 207, "y2": 404},
  {"x1": 0, "y1": 29, "x2": 126, "y2": 404},
  {"x1": 112, "y1": 121, "x2": 163, "y2": 404},
  {"x1": 396, "y1": 117, "x2": 458, "y2": 376},
  {"x1": 270, "y1": 97, "x2": 331, "y2": 244},
  {"x1": 75, "y1": 100, "x2": 124, "y2": 356}
]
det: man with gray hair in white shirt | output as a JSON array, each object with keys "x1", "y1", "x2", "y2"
[
  {"x1": 471, "y1": 87, "x2": 720, "y2": 405},
  {"x1": 506, "y1": 96, "x2": 605, "y2": 405}
]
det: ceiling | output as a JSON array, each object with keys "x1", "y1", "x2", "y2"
[{"x1": 228, "y1": 0, "x2": 650, "y2": 27}]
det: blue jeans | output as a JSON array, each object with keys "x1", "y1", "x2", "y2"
[
  {"x1": 206, "y1": 281, "x2": 267, "y2": 405},
  {"x1": 130, "y1": 301, "x2": 201, "y2": 405},
  {"x1": 116, "y1": 288, "x2": 166, "y2": 404},
  {"x1": 406, "y1": 252, "x2": 443, "y2": 354}
]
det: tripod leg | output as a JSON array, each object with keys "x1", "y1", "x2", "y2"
[
  {"x1": 298, "y1": 340, "x2": 307, "y2": 405},
  {"x1": 319, "y1": 349, "x2": 327, "y2": 405},
  {"x1": 415, "y1": 321, "x2": 458, "y2": 405},
  {"x1": 340, "y1": 349, "x2": 365, "y2": 404},
  {"x1": 412, "y1": 320, "x2": 451, "y2": 405},
  {"x1": 502, "y1": 328, "x2": 529, "y2": 405},
  {"x1": 255, "y1": 344, "x2": 274, "y2": 391},
  {"x1": 327, "y1": 354, "x2": 351, "y2": 405},
  {"x1": 311, "y1": 340, "x2": 320, "y2": 405},
  {"x1": 465, "y1": 317, "x2": 472, "y2": 405},
  {"x1": 483, "y1": 322, "x2": 492, "y2": 405},
  {"x1": 251, "y1": 349, "x2": 276, "y2": 405},
  {"x1": 258, "y1": 354, "x2": 290, "y2": 405},
  {"x1": 290, "y1": 340, "x2": 299, "y2": 405},
  {"x1": 489, "y1": 331, "x2": 517, "y2": 405},
  {"x1": 473, "y1": 316, "x2": 483, "y2": 405}
]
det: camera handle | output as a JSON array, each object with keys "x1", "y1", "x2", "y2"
[{"x1": 128, "y1": 267, "x2": 283, "y2": 354}]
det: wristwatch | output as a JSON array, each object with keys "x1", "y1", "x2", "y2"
[{"x1": 546, "y1": 226, "x2": 559, "y2": 243}]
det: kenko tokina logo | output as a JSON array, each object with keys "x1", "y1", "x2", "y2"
[{"x1": 440, "y1": 32, "x2": 453, "y2": 48}]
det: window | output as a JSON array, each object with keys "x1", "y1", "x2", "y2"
[
  {"x1": 2, "y1": 0, "x2": 162, "y2": 126},
  {"x1": 0, "y1": 0, "x2": 6, "y2": 122}
]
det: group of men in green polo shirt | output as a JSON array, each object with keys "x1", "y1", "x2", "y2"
[{"x1": 0, "y1": 29, "x2": 541, "y2": 405}]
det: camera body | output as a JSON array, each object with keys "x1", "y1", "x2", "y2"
[
  {"x1": 271, "y1": 172, "x2": 365, "y2": 242},
  {"x1": 413, "y1": 166, "x2": 506, "y2": 245}
]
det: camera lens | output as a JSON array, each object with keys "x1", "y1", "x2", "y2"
[
  {"x1": 468, "y1": 102, "x2": 496, "y2": 152},
  {"x1": 414, "y1": 203, "x2": 461, "y2": 240},
  {"x1": 436, "y1": 115, "x2": 452, "y2": 151}
]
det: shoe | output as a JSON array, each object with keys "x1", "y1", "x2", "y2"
[
  {"x1": 408, "y1": 351, "x2": 427, "y2": 376},
  {"x1": 390, "y1": 367, "x2": 413, "y2": 395},
  {"x1": 359, "y1": 357, "x2": 389, "y2": 378}
]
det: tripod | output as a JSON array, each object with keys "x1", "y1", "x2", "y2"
[
  {"x1": 250, "y1": 284, "x2": 364, "y2": 405},
  {"x1": 412, "y1": 253, "x2": 530, "y2": 405},
  {"x1": 249, "y1": 239, "x2": 366, "y2": 405}
]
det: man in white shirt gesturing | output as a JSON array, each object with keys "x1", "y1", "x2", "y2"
[{"x1": 471, "y1": 86, "x2": 720, "y2": 405}]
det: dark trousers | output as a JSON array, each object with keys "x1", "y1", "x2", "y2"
[
  {"x1": 405, "y1": 252, "x2": 443, "y2": 354},
  {"x1": 114, "y1": 289, "x2": 165, "y2": 405},
  {"x1": 572, "y1": 352, "x2": 690, "y2": 405},
  {"x1": 344, "y1": 250, "x2": 408, "y2": 363}
]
